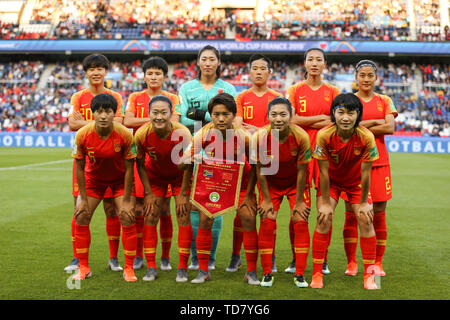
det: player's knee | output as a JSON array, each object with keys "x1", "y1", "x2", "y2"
[
  {"x1": 177, "y1": 216, "x2": 190, "y2": 227},
  {"x1": 316, "y1": 219, "x2": 332, "y2": 233},
  {"x1": 104, "y1": 204, "x2": 117, "y2": 218},
  {"x1": 237, "y1": 211, "x2": 256, "y2": 230},
  {"x1": 75, "y1": 212, "x2": 92, "y2": 225},
  {"x1": 144, "y1": 212, "x2": 159, "y2": 225},
  {"x1": 119, "y1": 214, "x2": 133, "y2": 226}
]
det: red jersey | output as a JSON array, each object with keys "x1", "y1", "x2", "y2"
[
  {"x1": 72, "y1": 122, "x2": 135, "y2": 183},
  {"x1": 251, "y1": 124, "x2": 311, "y2": 188},
  {"x1": 134, "y1": 121, "x2": 191, "y2": 180},
  {"x1": 357, "y1": 92, "x2": 398, "y2": 167},
  {"x1": 286, "y1": 81, "x2": 340, "y2": 148},
  {"x1": 236, "y1": 88, "x2": 282, "y2": 127},
  {"x1": 69, "y1": 88, "x2": 124, "y2": 121},
  {"x1": 190, "y1": 123, "x2": 252, "y2": 188},
  {"x1": 125, "y1": 90, "x2": 180, "y2": 133},
  {"x1": 313, "y1": 124, "x2": 379, "y2": 188}
]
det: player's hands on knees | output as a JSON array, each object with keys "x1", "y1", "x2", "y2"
[
  {"x1": 317, "y1": 203, "x2": 333, "y2": 225},
  {"x1": 75, "y1": 199, "x2": 90, "y2": 223},
  {"x1": 143, "y1": 192, "x2": 159, "y2": 217},
  {"x1": 239, "y1": 194, "x2": 257, "y2": 217},
  {"x1": 119, "y1": 199, "x2": 135, "y2": 226},
  {"x1": 175, "y1": 193, "x2": 190, "y2": 219},
  {"x1": 293, "y1": 201, "x2": 311, "y2": 221},
  {"x1": 258, "y1": 199, "x2": 274, "y2": 220},
  {"x1": 358, "y1": 202, "x2": 374, "y2": 225}
]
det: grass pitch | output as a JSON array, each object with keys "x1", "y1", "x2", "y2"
[{"x1": 0, "y1": 148, "x2": 449, "y2": 301}]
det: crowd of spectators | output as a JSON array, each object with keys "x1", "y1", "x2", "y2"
[
  {"x1": 1, "y1": 0, "x2": 449, "y2": 41},
  {"x1": 1, "y1": 59, "x2": 448, "y2": 136}
]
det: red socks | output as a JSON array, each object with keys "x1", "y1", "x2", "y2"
[
  {"x1": 343, "y1": 211, "x2": 358, "y2": 264},
  {"x1": 121, "y1": 224, "x2": 137, "y2": 270},
  {"x1": 71, "y1": 215, "x2": 77, "y2": 258},
  {"x1": 243, "y1": 230, "x2": 258, "y2": 273},
  {"x1": 135, "y1": 216, "x2": 144, "y2": 259},
  {"x1": 196, "y1": 228, "x2": 212, "y2": 272},
  {"x1": 258, "y1": 218, "x2": 276, "y2": 275},
  {"x1": 312, "y1": 231, "x2": 329, "y2": 275},
  {"x1": 324, "y1": 224, "x2": 332, "y2": 262},
  {"x1": 143, "y1": 224, "x2": 158, "y2": 269},
  {"x1": 75, "y1": 224, "x2": 91, "y2": 268},
  {"x1": 106, "y1": 216, "x2": 121, "y2": 259},
  {"x1": 360, "y1": 235, "x2": 377, "y2": 275},
  {"x1": 232, "y1": 215, "x2": 244, "y2": 255},
  {"x1": 289, "y1": 219, "x2": 295, "y2": 261},
  {"x1": 177, "y1": 225, "x2": 193, "y2": 270},
  {"x1": 159, "y1": 214, "x2": 173, "y2": 260},
  {"x1": 293, "y1": 220, "x2": 310, "y2": 276},
  {"x1": 374, "y1": 212, "x2": 387, "y2": 264}
]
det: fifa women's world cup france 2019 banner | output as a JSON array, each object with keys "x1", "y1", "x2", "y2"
[{"x1": 190, "y1": 158, "x2": 244, "y2": 218}]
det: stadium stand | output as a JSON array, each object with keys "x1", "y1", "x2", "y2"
[{"x1": 1, "y1": 0, "x2": 449, "y2": 41}]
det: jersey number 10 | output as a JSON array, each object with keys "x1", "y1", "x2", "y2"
[{"x1": 243, "y1": 105, "x2": 254, "y2": 119}]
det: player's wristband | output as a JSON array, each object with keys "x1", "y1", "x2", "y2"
[{"x1": 186, "y1": 107, "x2": 206, "y2": 121}]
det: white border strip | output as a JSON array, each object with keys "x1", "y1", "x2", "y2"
[{"x1": 0, "y1": 159, "x2": 72, "y2": 171}]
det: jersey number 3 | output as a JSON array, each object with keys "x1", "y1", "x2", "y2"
[{"x1": 298, "y1": 100, "x2": 307, "y2": 113}]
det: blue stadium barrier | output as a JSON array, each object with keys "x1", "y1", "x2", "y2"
[
  {"x1": 0, "y1": 132, "x2": 449, "y2": 153},
  {"x1": 385, "y1": 136, "x2": 450, "y2": 154},
  {"x1": 0, "y1": 40, "x2": 449, "y2": 54},
  {"x1": 0, "y1": 132, "x2": 75, "y2": 148}
]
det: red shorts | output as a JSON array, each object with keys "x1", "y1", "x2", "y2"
[
  {"x1": 306, "y1": 158, "x2": 320, "y2": 190},
  {"x1": 260, "y1": 183, "x2": 311, "y2": 212},
  {"x1": 85, "y1": 178, "x2": 129, "y2": 199},
  {"x1": 318, "y1": 183, "x2": 372, "y2": 205},
  {"x1": 134, "y1": 163, "x2": 175, "y2": 198},
  {"x1": 149, "y1": 177, "x2": 184, "y2": 198},
  {"x1": 73, "y1": 159, "x2": 114, "y2": 198},
  {"x1": 370, "y1": 165, "x2": 392, "y2": 202}
]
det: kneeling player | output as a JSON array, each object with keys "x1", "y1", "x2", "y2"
[
  {"x1": 134, "y1": 95, "x2": 193, "y2": 282},
  {"x1": 311, "y1": 93, "x2": 380, "y2": 290},
  {"x1": 72, "y1": 94, "x2": 137, "y2": 282},
  {"x1": 180, "y1": 93, "x2": 259, "y2": 285},
  {"x1": 253, "y1": 97, "x2": 312, "y2": 287}
]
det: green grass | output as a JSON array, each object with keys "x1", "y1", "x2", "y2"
[{"x1": 0, "y1": 148, "x2": 449, "y2": 300}]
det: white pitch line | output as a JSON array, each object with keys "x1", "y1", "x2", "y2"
[{"x1": 0, "y1": 159, "x2": 72, "y2": 171}]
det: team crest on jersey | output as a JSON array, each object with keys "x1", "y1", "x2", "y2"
[
  {"x1": 324, "y1": 90, "x2": 331, "y2": 102},
  {"x1": 377, "y1": 101, "x2": 383, "y2": 112},
  {"x1": 113, "y1": 139, "x2": 120, "y2": 152},
  {"x1": 354, "y1": 147, "x2": 361, "y2": 156}
]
